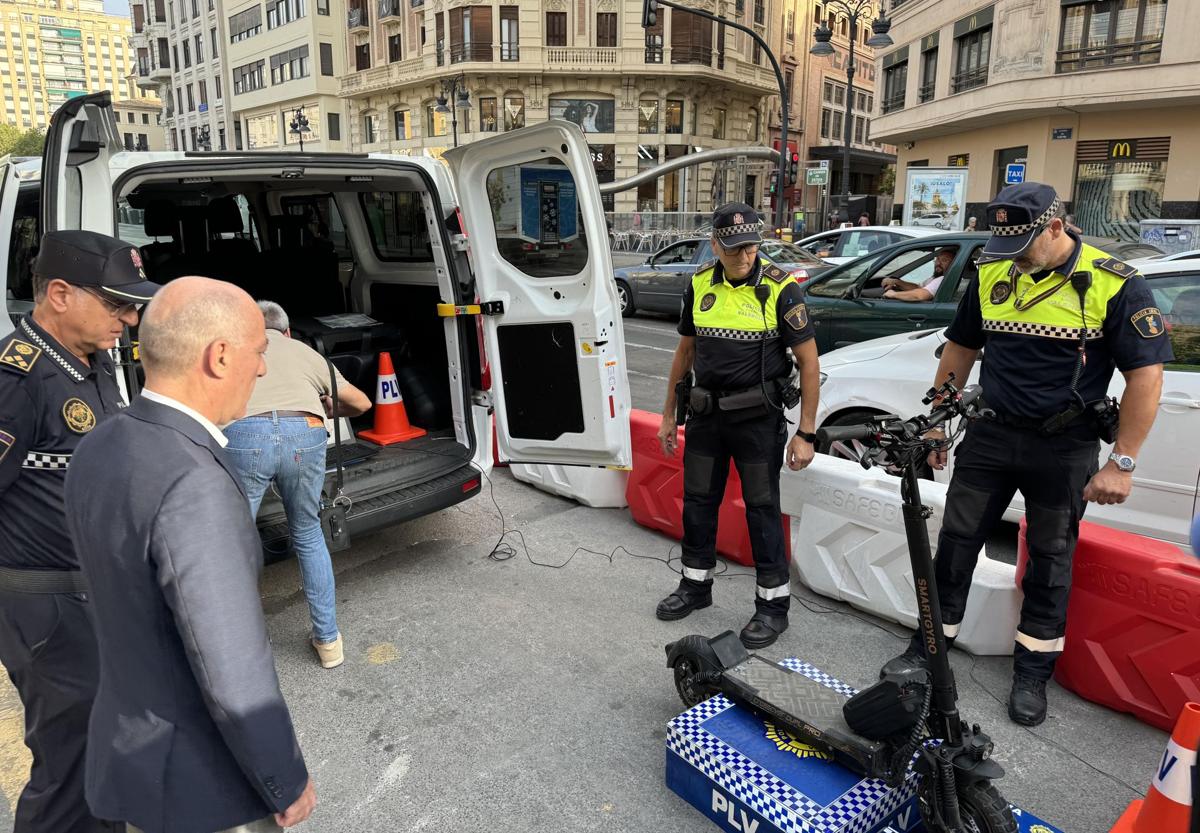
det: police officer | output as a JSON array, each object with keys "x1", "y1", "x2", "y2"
[
  {"x1": 656, "y1": 203, "x2": 821, "y2": 649},
  {"x1": 881, "y1": 183, "x2": 1172, "y2": 725},
  {"x1": 0, "y1": 230, "x2": 161, "y2": 831}
]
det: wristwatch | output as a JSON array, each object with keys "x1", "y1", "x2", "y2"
[
  {"x1": 795, "y1": 429, "x2": 817, "y2": 443},
  {"x1": 1108, "y1": 452, "x2": 1136, "y2": 472}
]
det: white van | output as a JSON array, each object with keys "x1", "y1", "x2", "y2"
[{"x1": 2, "y1": 92, "x2": 632, "y2": 552}]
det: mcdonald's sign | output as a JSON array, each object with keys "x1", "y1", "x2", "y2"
[
  {"x1": 954, "y1": 5, "x2": 994, "y2": 37},
  {"x1": 1108, "y1": 139, "x2": 1138, "y2": 159}
]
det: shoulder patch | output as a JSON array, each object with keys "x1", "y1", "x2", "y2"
[
  {"x1": 762, "y1": 262, "x2": 791, "y2": 284},
  {"x1": 0, "y1": 429, "x2": 13, "y2": 465},
  {"x1": 0, "y1": 338, "x2": 41, "y2": 374},
  {"x1": 784, "y1": 303, "x2": 809, "y2": 331},
  {"x1": 695, "y1": 258, "x2": 718, "y2": 275},
  {"x1": 1130, "y1": 307, "x2": 1165, "y2": 339},
  {"x1": 1092, "y1": 257, "x2": 1138, "y2": 279}
]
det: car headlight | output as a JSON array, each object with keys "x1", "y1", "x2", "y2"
[{"x1": 819, "y1": 372, "x2": 828, "y2": 386}]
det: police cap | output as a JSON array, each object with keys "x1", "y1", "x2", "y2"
[
  {"x1": 33, "y1": 230, "x2": 162, "y2": 303},
  {"x1": 711, "y1": 202, "x2": 763, "y2": 250},
  {"x1": 981, "y1": 182, "x2": 1062, "y2": 260}
]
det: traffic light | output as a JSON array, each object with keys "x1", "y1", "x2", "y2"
[
  {"x1": 641, "y1": 0, "x2": 658, "y2": 28},
  {"x1": 789, "y1": 151, "x2": 801, "y2": 186},
  {"x1": 769, "y1": 178, "x2": 778, "y2": 197}
]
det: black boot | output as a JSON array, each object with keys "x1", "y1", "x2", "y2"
[
  {"x1": 739, "y1": 612, "x2": 788, "y2": 649},
  {"x1": 656, "y1": 582, "x2": 712, "y2": 621},
  {"x1": 1008, "y1": 675, "x2": 1048, "y2": 726},
  {"x1": 880, "y1": 645, "x2": 929, "y2": 679}
]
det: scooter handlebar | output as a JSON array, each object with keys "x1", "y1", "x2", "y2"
[{"x1": 815, "y1": 423, "x2": 880, "y2": 444}]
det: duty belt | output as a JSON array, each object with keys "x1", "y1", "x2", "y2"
[
  {"x1": 0, "y1": 566, "x2": 88, "y2": 594},
  {"x1": 985, "y1": 409, "x2": 1089, "y2": 436}
]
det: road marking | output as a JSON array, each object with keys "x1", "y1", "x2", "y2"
[
  {"x1": 622, "y1": 321, "x2": 678, "y2": 335},
  {"x1": 627, "y1": 369, "x2": 669, "y2": 382},
  {"x1": 0, "y1": 668, "x2": 29, "y2": 813},
  {"x1": 625, "y1": 341, "x2": 675, "y2": 353},
  {"x1": 366, "y1": 642, "x2": 400, "y2": 665}
]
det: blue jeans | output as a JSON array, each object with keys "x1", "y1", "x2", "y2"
[{"x1": 224, "y1": 415, "x2": 339, "y2": 643}]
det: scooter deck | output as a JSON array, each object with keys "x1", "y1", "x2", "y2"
[{"x1": 722, "y1": 655, "x2": 891, "y2": 777}]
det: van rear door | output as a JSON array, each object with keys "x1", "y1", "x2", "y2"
[
  {"x1": 445, "y1": 121, "x2": 631, "y2": 468},
  {"x1": 41, "y1": 92, "x2": 119, "y2": 233},
  {"x1": 0, "y1": 159, "x2": 21, "y2": 336}
]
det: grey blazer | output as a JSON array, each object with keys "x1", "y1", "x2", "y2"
[{"x1": 65, "y1": 396, "x2": 308, "y2": 833}]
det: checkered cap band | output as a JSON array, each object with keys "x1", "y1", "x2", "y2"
[
  {"x1": 715, "y1": 221, "x2": 765, "y2": 239},
  {"x1": 990, "y1": 196, "x2": 1061, "y2": 237},
  {"x1": 696, "y1": 326, "x2": 779, "y2": 341},
  {"x1": 22, "y1": 451, "x2": 72, "y2": 470},
  {"x1": 983, "y1": 318, "x2": 1104, "y2": 340}
]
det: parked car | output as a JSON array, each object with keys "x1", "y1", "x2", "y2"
[
  {"x1": 3, "y1": 94, "x2": 633, "y2": 555},
  {"x1": 613, "y1": 237, "x2": 830, "y2": 317},
  {"x1": 911, "y1": 213, "x2": 950, "y2": 229},
  {"x1": 811, "y1": 258, "x2": 1200, "y2": 547},
  {"x1": 802, "y1": 232, "x2": 989, "y2": 353},
  {"x1": 1081, "y1": 236, "x2": 1163, "y2": 261},
  {"x1": 1133, "y1": 249, "x2": 1200, "y2": 264},
  {"x1": 793, "y1": 225, "x2": 940, "y2": 265}
]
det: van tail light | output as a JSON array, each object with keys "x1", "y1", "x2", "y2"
[{"x1": 521, "y1": 242, "x2": 535, "y2": 251}]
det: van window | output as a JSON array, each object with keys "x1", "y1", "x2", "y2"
[
  {"x1": 117, "y1": 199, "x2": 153, "y2": 247},
  {"x1": 485, "y1": 158, "x2": 590, "y2": 279},
  {"x1": 7, "y1": 183, "x2": 40, "y2": 305},
  {"x1": 281, "y1": 194, "x2": 350, "y2": 259},
  {"x1": 361, "y1": 191, "x2": 431, "y2": 261}
]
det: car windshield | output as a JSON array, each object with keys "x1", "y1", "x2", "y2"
[{"x1": 761, "y1": 240, "x2": 824, "y2": 267}]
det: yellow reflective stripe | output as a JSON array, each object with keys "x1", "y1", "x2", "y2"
[
  {"x1": 1015, "y1": 631, "x2": 1065, "y2": 653},
  {"x1": 436, "y1": 303, "x2": 482, "y2": 317}
]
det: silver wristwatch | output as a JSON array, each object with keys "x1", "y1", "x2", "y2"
[{"x1": 1108, "y1": 452, "x2": 1136, "y2": 472}]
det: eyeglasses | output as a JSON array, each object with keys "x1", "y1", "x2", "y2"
[{"x1": 78, "y1": 286, "x2": 142, "y2": 318}]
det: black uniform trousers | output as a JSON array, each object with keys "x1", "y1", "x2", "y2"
[
  {"x1": 0, "y1": 588, "x2": 117, "y2": 833},
  {"x1": 679, "y1": 407, "x2": 791, "y2": 616},
  {"x1": 906, "y1": 417, "x2": 1099, "y2": 680}
]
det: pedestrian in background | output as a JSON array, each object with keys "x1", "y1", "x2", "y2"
[
  {"x1": 225, "y1": 300, "x2": 370, "y2": 670},
  {"x1": 65, "y1": 277, "x2": 315, "y2": 833},
  {"x1": 858, "y1": 212, "x2": 871, "y2": 226},
  {"x1": 0, "y1": 230, "x2": 159, "y2": 833}
]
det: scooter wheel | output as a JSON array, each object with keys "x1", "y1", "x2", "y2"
[
  {"x1": 670, "y1": 635, "x2": 722, "y2": 707},
  {"x1": 917, "y1": 777, "x2": 1017, "y2": 833}
]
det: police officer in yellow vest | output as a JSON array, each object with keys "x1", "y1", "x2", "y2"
[
  {"x1": 882, "y1": 183, "x2": 1172, "y2": 725},
  {"x1": 656, "y1": 203, "x2": 821, "y2": 649}
]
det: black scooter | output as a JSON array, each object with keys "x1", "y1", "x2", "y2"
[{"x1": 666, "y1": 377, "x2": 1017, "y2": 833}]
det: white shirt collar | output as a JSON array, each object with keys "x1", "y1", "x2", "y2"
[{"x1": 140, "y1": 389, "x2": 229, "y2": 448}]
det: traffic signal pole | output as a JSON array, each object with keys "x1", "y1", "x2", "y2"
[{"x1": 642, "y1": 0, "x2": 790, "y2": 236}]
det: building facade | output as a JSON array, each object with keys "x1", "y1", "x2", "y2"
[
  {"x1": 132, "y1": 0, "x2": 230, "y2": 150},
  {"x1": 337, "y1": 0, "x2": 780, "y2": 216},
  {"x1": 871, "y1": 0, "x2": 1199, "y2": 240},
  {"x1": 768, "y1": 0, "x2": 895, "y2": 229},
  {"x1": 1, "y1": 0, "x2": 143, "y2": 131},
  {"x1": 114, "y1": 74, "x2": 168, "y2": 149},
  {"x1": 222, "y1": 0, "x2": 349, "y2": 152}
]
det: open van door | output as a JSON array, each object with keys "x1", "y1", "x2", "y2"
[
  {"x1": 41, "y1": 92, "x2": 119, "y2": 234},
  {"x1": 0, "y1": 158, "x2": 21, "y2": 337},
  {"x1": 445, "y1": 121, "x2": 632, "y2": 468}
]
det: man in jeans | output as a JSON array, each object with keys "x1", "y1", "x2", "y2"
[{"x1": 225, "y1": 301, "x2": 370, "y2": 669}]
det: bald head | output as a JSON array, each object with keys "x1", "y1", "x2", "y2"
[{"x1": 139, "y1": 277, "x2": 268, "y2": 425}]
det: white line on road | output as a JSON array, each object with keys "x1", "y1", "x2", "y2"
[
  {"x1": 622, "y1": 321, "x2": 678, "y2": 335},
  {"x1": 627, "y1": 369, "x2": 669, "y2": 382},
  {"x1": 625, "y1": 341, "x2": 676, "y2": 353}
]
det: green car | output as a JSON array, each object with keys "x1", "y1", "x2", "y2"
[{"x1": 803, "y1": 232, "x2": 990, "y2": 353}]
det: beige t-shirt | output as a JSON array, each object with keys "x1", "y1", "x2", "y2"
[{"x1": 243, "y1": 329, "x2": 348, "y2": 418}]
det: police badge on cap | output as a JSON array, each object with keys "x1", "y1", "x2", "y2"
[{"x1": 711, "y1": 202, "x2": 764, "y2": 250}]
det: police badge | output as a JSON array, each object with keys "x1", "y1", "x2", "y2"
[
  {"x1": 990, "y1": 281, "x2": 1013, "y2": 305},
  {"x1": 699, "y1": 292, "x2": 717, "y2": 312},
  {"x1": 62, "y1": 398, "x2": 96, "y2": 433}
]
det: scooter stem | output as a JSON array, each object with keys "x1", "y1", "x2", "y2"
[{"x1": 901, "y1": 464, "x2": 963, "y2": 747}]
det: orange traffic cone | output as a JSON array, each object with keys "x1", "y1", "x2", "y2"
[
  {"x1": 1110, "y1": 701, "x2": 1199, "y2": 833},
  {"x1": 357, "y1": 352, "x2": 426, "y2": 445}
]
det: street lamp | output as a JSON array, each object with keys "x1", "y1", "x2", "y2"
[
  {"x1": 811, "y1": 0, "x2": 892, "y2": 225},
  {"x1": 289, "y1": 106, "x2": 312, "y2": 152},
  {"x1": 434, "y1": 76, "x2": 472, "y2": 148},
  {"x1": 197, "y1": 124, "x2": 212, "y2": 151}
]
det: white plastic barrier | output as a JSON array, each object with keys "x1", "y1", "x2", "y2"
[
  {"x1": 780, "y1": 454, "x2": 1020, "y2": 656},
  {"x1": 510, "y1": 464, "x2": 629, "y2": 508}
]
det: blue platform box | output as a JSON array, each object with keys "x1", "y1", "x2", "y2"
[{"x1": 665, "y1": 658, "x2": 1066, "y2": 833}]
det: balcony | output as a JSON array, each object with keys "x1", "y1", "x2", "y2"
[
  {"x1": 950, "y1": 66, "x2": 987, "y2": 94},
  {"x1": 881, "y1": 91, "x2": 905, "y2": 113},
  {"x1": 545, "y1": 46, "x2": 617, "y2": 68},
  {"x1": 1056, "y1": 38, "x2": 1162, "y2": 74},
  {"x1": 918, "y1": 80, "x2": 934, "y2": 103},
  {"x1": 347, "y1": 7, "x2": 368, "y2": 31},
  {"x1": 378, "y1": 0, "x2": 400, "y2": 21},
  {"x1": 449, "y1": 43, "x2": 492, "y2": 63}
]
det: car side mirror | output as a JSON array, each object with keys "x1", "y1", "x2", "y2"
[{"x1": 844, "y1": 284, "x2": 862, "y2": 300}]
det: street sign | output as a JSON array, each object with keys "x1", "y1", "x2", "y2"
[
  {"x1": 1005, "y1": 163, "x2": 1026, "y2": 185},
  {"x1": 818, "y1": 160, "x2": 830, "y2": 168},
  {"x1": 806, "y1": 167, "x2": 829, "y2": 186}
]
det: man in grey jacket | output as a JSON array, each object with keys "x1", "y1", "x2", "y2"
[{"x1": 65, "y1": 277, "x2": 316, "y2": 833}]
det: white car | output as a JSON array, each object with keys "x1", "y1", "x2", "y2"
[
  {"x1": 813, "y1": 259, "x2": 1200, "y2": 547},
  {"x1": 794, "y1": 225, "x2": 941, "y2": 265},
  {"x1": 911, "y1": 213, "x2": 950, "y2": 229},
  {"x1": 1133, "y1": 249, "x2": 1200, "y2": 264}
]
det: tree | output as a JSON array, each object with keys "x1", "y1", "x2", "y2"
[
  {"x1": 0, "y1": 124, "x2": 46, "y2": 157},
  {"x1": 878, "y1": 165, "x2": 895, "y2": 195}
]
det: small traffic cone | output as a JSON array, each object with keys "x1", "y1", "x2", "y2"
[
  {"x1": 1110, "y1": 701, "x2": 1199, "y2": 833},
  {"x1": 357, "y1": 352, "x2": 426, "y2": 445}
]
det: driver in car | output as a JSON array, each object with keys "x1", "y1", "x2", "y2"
[{"x1": 879, "y1": 247, "x2": 956, "y2": 302}]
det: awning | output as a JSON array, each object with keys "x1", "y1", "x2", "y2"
[{"x1": 808, "y1": 145, "x2": 898, "y2": 167}]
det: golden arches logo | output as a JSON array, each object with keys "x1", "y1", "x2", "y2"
[
  {"x1": 969, "y1": 15, "x2": 977, "y2": 29},
  {"x1": 764, "y1": 722, "x2": 833, "y2": 761},
  {"x1": 1111, "y1": 142, "x2": 1132, "y2": 158}
]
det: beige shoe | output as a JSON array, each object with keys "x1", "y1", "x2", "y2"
[{"x1": 312, "y1": 635, "x2": 344, "y2": 669}]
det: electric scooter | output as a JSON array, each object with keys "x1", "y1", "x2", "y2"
[{"x1": 666, "y1": 377, "x2": 1017, "y2": 833}]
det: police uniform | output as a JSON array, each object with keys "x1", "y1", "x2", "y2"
[
  {"x1": 0, "y1": 230, "x2": 160, "y2": 832},
  {"x1": 883, "y1": 183, "x2": 1172, "y2": 725},
  {"x1": 656, "y1": 203, "x2": 816, "y2": 649}
]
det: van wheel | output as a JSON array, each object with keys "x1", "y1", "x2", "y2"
[
  {"x1": 616, "y1": 280, "x2": 635, "y2": 317},
  {"x1": 818, "y1": 410, "x2": 933, "y2": 479}
]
